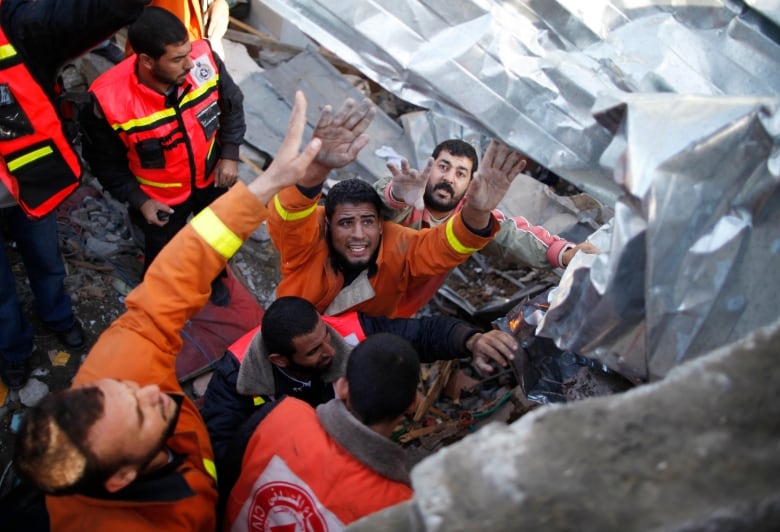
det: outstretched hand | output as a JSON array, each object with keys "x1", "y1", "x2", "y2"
[
  {"x1": 467, "y1": 330, "x2": 517, "y2": 374},
  {"x1": 387, "y1": 157, "x2": 433, "y2": 211},
  {"x1": 248, "y1": 91, "x2": 322, "y2": 204},
  {"x1": 312, "y1": 97, "x2": 375, "y2": 170},
  {"x1": 465, "y1": 141, "x2": 526, "y2": 212},
  {"x1": 562, "y1": 241, "x2": 601, "y2": 266},
  {"x1": 297, "y1": 97, "x2": 376, "y2": 188}
]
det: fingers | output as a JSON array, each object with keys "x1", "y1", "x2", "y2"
[
  {"x1": 387, "y1": 161, "x2": 400, "y2": 176},
  {"x1": 473, "y1": 331, "x2": 517, "y2": 370},
  {"x1": 490, "y1": 141, "x2": 510, "y2": 170},
  {"x1": 576, "y1": 241, "x2": 600, "y2": 254},
  {"x1": 508, "y1": 156, "x2": 527, "y2": 179},
  {"x1": 472, "y1": 354, "x2": 495, "y2": 374},
  {"x1": 343, "y1": 97, "x2": 376, "y2": 135},
  {"x1": 280, "y1": 91, "x2": 322, "y2": 168},
  {"x1": 313, "y1": 104, "x2": 334, "y2": 132},
  {"x1": 278, "y1": 91, "x2": 308, "y2": 158},
  {"x1": 387, "y1": 158, "x2": 414, "y2": 179},
  {"x1": 482, "y1": 140, "x2": 528, "y2": 179},
  {"x1": 348, "y1": 133, "x2": 370, "y2": 159},
  {"x1": 488, "y1": 331, "x2": 518, "y2": 359},
  {"x1": 141, "y1": 201, "x2": 170, "y2": 227},
  {"x1": 328, "y1": 98, "x2": 356, "y2": 127},
  {"x1": 420, "y1": 157, "x2": 434, "y2": 180},
  {"x1": 323, "y1": 97, "x2": 375, "y2": 139},
  {"x1": 295, "y1": 137, "x2": 323, "y2": 172},
  {"x1": 481, "y1": 140, "x2": 498, "y2": 169}
]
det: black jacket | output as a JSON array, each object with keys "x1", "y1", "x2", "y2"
[{"x1": 1, "y1": 0, "x2": 149, "y2": 100}]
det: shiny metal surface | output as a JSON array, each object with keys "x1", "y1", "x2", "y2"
[{"x1": 260, "y1": 0, "x2": 780, "y2": 380}]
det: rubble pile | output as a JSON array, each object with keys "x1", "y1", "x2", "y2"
[{"x1": 397, "y1": 275, "x2": 635, "y2": 463}]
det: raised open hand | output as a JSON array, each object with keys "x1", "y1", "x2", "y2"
[
  {"x1": 461, "y1": 141, "x2": 527, "y2": 229},
  {"x1": 248, "y1": 91, "x2": 322, "y2": 204},
  {"x1": 312, "y1": 97, "x2": 376, "y2": 171},
  {"x1": 387, "y1": 157, "x2": 433, "y2": 210}
]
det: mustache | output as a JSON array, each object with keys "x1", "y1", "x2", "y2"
[{"x1": 433, "y1": 182, "x2": 455, "y2": 195}]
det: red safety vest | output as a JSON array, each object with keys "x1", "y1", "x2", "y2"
[
  {"x1": 227, "y1": 311, "x2": 365, "y2": 407},
  {"x1": 225, "y1": 397, "x2": 412, "y2": 529},
  {"x1": 0, "y1": 17, "x2": 82, "y2": 218},
  {"x1": 90, "y1": 39, "x2": 221, "y2": 205},
  {"x1": 227, "y1": 311, "x2": 366, "y2": 363}
]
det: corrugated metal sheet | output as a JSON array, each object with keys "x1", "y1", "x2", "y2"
[{"x1": 256, "y1": 0, "x2": 780, "y2": 381}]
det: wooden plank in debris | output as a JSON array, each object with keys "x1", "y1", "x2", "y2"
[{"x1": 413, "y1": 359, "x2": 457, "y2": 422}]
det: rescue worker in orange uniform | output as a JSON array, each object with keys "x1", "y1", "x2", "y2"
[
  {"x1": 267, "y1": 97, "x2": 527, "y2": 318},
  {"x1": 13, "y1": 90, "x2": 322, "y2": 532},
  {"x1": 223, "y1": 333, "x2": 422, "y2": 531}
]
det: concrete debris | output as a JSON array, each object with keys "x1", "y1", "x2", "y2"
[
  {"x1": 349, "y1": 316, "x2": 780, "y2": 532},
  {"x1": 84, "y1": 236, "x2": 122, "y2": 258},
  {"x1": 18, "y1": 379, "x2": 49, "y2": 408}
]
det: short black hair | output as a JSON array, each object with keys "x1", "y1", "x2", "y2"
[
  {"x1": 261, "y1": 296, "x2": 321, "y2": 358},
  {"x1": 346, "y1": 333, "x2": 420, "y2": 425},
  {"x1": 432, "y1": 139, "x2": 479, "y2": 176},
  {"x1": 128, "y1": 6, "x2": 188, "y2": 59},
  {"x1": 324, "y1": 178, "x2": 382, "y2": 222}
]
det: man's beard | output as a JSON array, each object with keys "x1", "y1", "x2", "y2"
[
  {"x1": 424, "y1": 182, "x2": 464, "y2": 212},
  {"x1": 327, "y1": 234, "x2": 380, "y2": 282},
  {"x1": 285, "y1": 358, "x2": 331, "y2": 378},
  {"x1": 136, "y1": 394, "x2": 182, "y2": 473}
]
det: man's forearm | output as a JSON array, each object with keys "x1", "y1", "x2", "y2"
[
  {"x1": 362, "y1": 314, "x2": 478, "y2": 362},
  {"x1": 459, "y1": 204, "x2": 493, "y2": 233},
  {"x1": 298, "y1": 160, "x2": 331, "y2": 188}
]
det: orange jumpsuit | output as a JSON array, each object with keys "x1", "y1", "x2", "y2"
[
  {"x1": 46, "y1": 182, "x2": 269, "y2": 531},
  {"x1": 267, "y1": 185, "x2": 500, "y2": 317}
]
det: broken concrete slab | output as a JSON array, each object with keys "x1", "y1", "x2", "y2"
[
  {"x1": 348, "y1": 316, "x2": 780, "y2": 532},
  {"x1": 239, "y1": 48, "x2": 414, "y2": 182}
]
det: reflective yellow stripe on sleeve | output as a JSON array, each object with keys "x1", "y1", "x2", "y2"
[
  {"x1": 253, "y1": 395, "x2": 266, "y2": 406},
  {"x1": 273, "y1": 194, "x2": 318, "y2": 221},
  {"x1": 7, "y1": 146, "x2": 53, "y2": 172},
  {"x1": 190, "y1": 207, "x2": 242, "y2": 259},
  {"x1": 445, "y1": 216, "x2": 480, "y2": 255},
  {"x1": 0, "y1": 43, "x2": 17, "y2": 60},
  {"x1": 202, "y1": 458, "x2": 217, "y2": 482}
]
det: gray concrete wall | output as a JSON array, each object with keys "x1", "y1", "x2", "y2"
[{"x1": 349, "y1": 317, "x2": 780, "y2": 531}]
